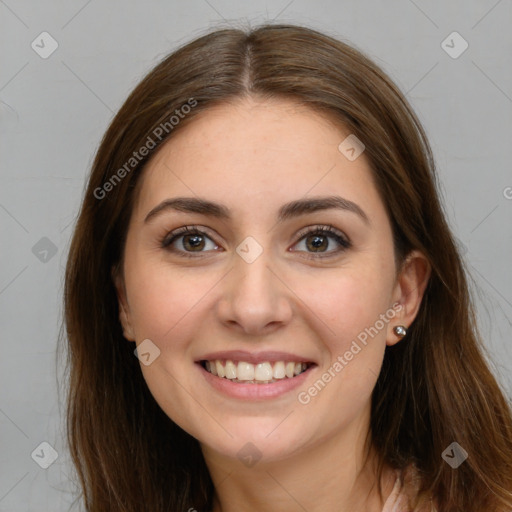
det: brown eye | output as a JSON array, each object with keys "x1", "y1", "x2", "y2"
[
  {"x1": 305, "y1": 233, "x2": 329, "y2": 252},
  {"x1": 161, "y1": 226, "x2": 219, "y2": 257},
  {"x1": 180, "y1": 233, "x2": 206, "y2": 251},
  {"x1": 292, "y1": 225, "x2": 351, "y2": 258},
  {"x1": 161, "y1": 224, "x2": 351, "y2": 260}
]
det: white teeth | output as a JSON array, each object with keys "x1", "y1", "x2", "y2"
[
  {"x1": 203, "y1": 359, "x2": 311, "y2": 383},
  {"x1": 215, "y1": 360, "x2": 225, "y2": 378},
  {"x1": 224, "y1": 360, "x2": 237, "y2": 379},
  {"x1": 273, "y1": 361, "x2": 285, "y2": 379},
  {"x1": 255, "y1": 362, "x2": 273, "y2": 381},
  {"x1": 237, "y1": 361, "x2": 255, "y2": 381}
]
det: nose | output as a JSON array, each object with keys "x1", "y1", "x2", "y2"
[{"x1": 216, "y1": 247, "x2": 293, "y2": 336}]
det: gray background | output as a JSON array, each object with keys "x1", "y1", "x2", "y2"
[{"x1": 1, "y1": 0, "x2": 511, "y2": 510}]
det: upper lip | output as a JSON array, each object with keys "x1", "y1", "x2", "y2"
[{"x1": 196, "y1": 350, "x2": 317, "y2": 365}]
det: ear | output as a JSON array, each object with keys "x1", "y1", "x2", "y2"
[
  {"x1": 387, "y1": 250, "x2": 431, "y2": 346},
  {"x1": 112, "y1": 265, "x2": 136, "y2": 342}
]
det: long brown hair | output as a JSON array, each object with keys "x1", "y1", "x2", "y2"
[{"x1": 60, "y1": 23, "x2": 512, "y2": 511}]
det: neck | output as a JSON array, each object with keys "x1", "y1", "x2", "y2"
[{"x1": 202, "y1": 411, "x2": 396, "y2": 512}]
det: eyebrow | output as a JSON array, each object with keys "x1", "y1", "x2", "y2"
[{"x1": 144, "y1": 195, "x2": 370, "y2": 226}]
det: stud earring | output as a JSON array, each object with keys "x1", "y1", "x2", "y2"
[{"x1": 393, "y1": 325, "x2": 408, "y2": 338}]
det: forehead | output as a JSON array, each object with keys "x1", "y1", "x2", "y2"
[{"x1": 133, "y1": 97, "x2": 382, "y2": 222}]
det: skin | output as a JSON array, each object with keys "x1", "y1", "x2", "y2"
[{"x1": 114, "y1": 97, "x2": 431, "y2": 512}]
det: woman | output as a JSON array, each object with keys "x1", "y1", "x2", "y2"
[{"x1": 62, "y1": 23, "x2": 512, "y2": 511}]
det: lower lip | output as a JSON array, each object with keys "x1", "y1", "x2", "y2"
[{"x1": 196, "y1": 363, "x2": 316, "y2": 400}]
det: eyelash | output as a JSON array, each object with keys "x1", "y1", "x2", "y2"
[{"x1": 160, "y1": 224, "x2": 351, "y2": 260}]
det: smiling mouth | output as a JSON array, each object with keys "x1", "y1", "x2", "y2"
[{"x1": 200, "y1": 359, "x2": 315, "y2": 384}]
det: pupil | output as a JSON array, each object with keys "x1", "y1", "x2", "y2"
[
  {"x1": 186, "y1": 234, "x2": 204, "y2": 250},
  {"x1": 309, "y1": 235, "x2": 326, "y2": 251}
]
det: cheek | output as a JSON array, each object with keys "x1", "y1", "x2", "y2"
[
  {"x1": 124, "y1": 261, "x2": 216, "y2": 429},
  {"x1": 305, "y1": 263, "x2": 394, "y2": 348},
  {"x1": 124, "y1": 253, "x2": 216, "y2": 341},
  {"x1": 296, "y1": 265, "x2": 394, "y2": 409}
]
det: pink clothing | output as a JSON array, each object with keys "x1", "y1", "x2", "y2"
[
  {"x1": 381, "y1": 465, "x2": 436, "y2": 512},
  {"x1": 381, "y1": 470, "x2": 409, "y2": 512}
]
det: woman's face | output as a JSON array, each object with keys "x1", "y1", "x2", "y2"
[{"x1": 115, "y1": 97, "x2": 422, "y2": 464}]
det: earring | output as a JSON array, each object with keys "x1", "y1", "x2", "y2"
[{"x1": 393, "y1": 325, "x2": 408, "y2": 338}]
